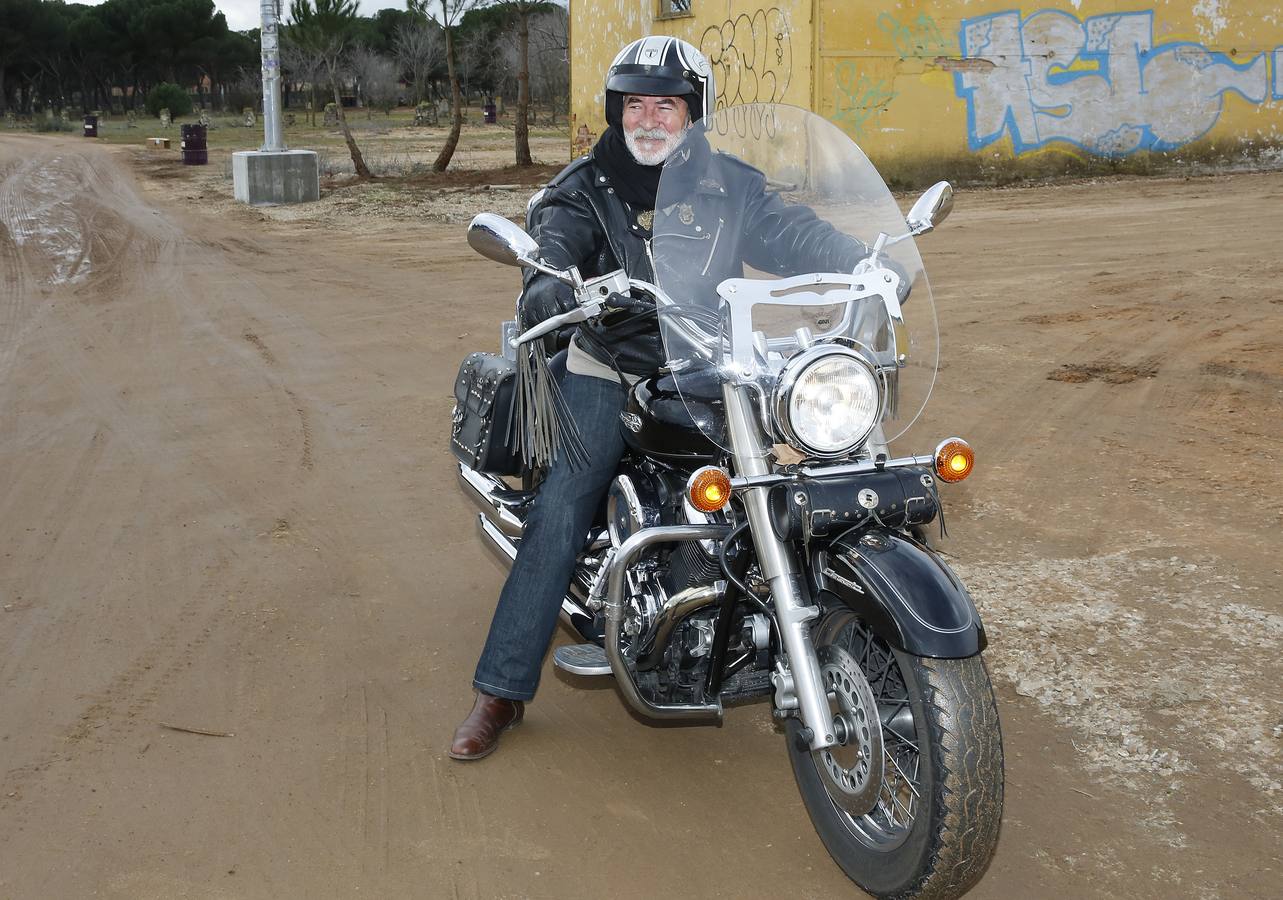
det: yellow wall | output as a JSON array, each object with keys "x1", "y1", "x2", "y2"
[{"x1": 571, "y1": 1, "x2": 1283, "y2": 176}]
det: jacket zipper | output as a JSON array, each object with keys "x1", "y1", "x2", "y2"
[{"x1": 701, "y1": 217, "x2": 725, "y2": 277}]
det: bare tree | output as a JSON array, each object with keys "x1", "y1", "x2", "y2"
[
  {"x1": 455, "y1": 26, "x2": 488, "y2": 106},
  {"x1": 489, "y1": 0, "x2": 545, "y2": 165},
  {"x1": 527, "y1": 7, "x2": 567, "y2": 125},
  {"x1": 393, "y1": 16, "x2": 443, "y2": 106},
  {"x1": 287, "y1": 0, "x2": 371, "y2": 179},
  {"x1": 230, "y1": 65, "x2": 263, "y2": 114},
  {"x1": 350, "y1": 48, "x2": 398, "y2": 118},
  {"x1": 408, "y1": 0, "x2": 483, "y2": 173},
  {"x1": 279, "y1": 39, "x2": 327, "y2": 126}
]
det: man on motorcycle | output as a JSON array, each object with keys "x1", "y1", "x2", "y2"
[{"x1": 449, "y1": 37, "x2": 874, "y2": 760}]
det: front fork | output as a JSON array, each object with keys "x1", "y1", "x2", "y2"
[{"x1": 723, "y1": 385, "x2": 837, "y2": 752}]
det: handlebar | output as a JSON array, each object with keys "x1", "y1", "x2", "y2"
[
  {"x1": 508, "y1": 263, "x2": 907, "y2": 374},
  {"x1": 507, "y1": 270, "x2": 722, "y2": 369},
  {"x1": 507, "y1": 269, "x2": 629, "y2": 348}
]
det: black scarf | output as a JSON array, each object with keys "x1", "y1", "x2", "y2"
[
  {"x1": 593, "y1": 125, "x2": 714, "y2": 213},
  {"x1": 593, "y1": 126, "x2": 662, "y2": 211}
]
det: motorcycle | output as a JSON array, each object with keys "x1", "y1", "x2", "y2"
[{"x1": 452, "y1": 104, "x2": 1002, "y2": 898}]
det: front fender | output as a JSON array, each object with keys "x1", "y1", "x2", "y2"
[{"x1": 815, "y1": 530, "x2": 986, "y2": 659}]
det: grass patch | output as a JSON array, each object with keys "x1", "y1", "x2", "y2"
[{"x1": 34, "y1": 117, "x2": 75, "y2": 133}]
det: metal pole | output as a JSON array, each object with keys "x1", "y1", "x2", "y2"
[{"x1": 259, "y1": 0, "x2": 286, "y2": 152}]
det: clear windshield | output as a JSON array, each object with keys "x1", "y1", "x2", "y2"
[{"x1": 652, "y1": 104, "x2": 938, "y2": 455}]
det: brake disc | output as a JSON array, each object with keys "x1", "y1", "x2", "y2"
[{"x1": 815, "y1": 644, "x2": 884, "y2": 818}]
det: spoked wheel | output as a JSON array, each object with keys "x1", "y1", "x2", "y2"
[{"x1": 786, "y1": 610, "x2": 1004, "y2": 899}]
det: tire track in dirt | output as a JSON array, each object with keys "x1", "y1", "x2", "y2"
[
  {"x1": 0, "y1": 155, "x2": 42, "y2": 381},
  {"x1": 0, "y1": 154, "x2": 93, "y2": 286},
  {"x1": 0, "y1": 558, "x2": 250, "y2": 811},
  {"x1": 285, "y1": 387, "x2": 316, "y2": 471},
  {"x1": 241, "y1": 329, "x2": 315, "y2": 471},
  {"x1": 0, "y1": 142, "x2": 316, "y2": 820},
  {"x1": 0, "y1": 424, "x2": 110, "y2": 684},
  {"x1": 337, "y1": 685, "x2": 392, "y2": 879},
  {"x1": 131, "y1": 228, "x2": 405, "y2": 888},
  {"x1": 0, "y1": 252, "x2": 262, "y2": 796},
  {"x1": 0, "y1": 141, "x2": 387, "y2": 870},
  {"x1": 0, "y1": 144, "x2": 181, "y2": 382}
]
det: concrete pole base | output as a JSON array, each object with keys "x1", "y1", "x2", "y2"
[{"x1": 232, "y1": 150, "x2": 320, "y2": 205}]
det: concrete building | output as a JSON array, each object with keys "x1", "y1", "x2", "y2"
[{"x1": 569, "y1": 1, "x2": 1283, "y2": 181}]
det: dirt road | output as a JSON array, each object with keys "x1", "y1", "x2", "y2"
[{"x1": 1, "y1": 134, "x2": 1279, "y2": 899}]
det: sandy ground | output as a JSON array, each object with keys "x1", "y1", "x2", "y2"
[{"x1": 0, "y1": 134, "x2": 1280, "y2": 899}]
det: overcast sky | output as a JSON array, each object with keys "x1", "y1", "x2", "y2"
[
  {"x1": 218, "y1": 1, "x2": 408, "y2": 31},
  {"x1": 74, "y1": 1, "x2": 410, "y2": 32}
]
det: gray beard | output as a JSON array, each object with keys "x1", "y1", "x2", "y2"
[{"x1": 624, "y1": 126, "x2": 683, "y2": 166}]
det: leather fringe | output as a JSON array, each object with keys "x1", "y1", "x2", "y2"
[{"x1": 511, "y1": 344, "x2": 591, "y2": 471}]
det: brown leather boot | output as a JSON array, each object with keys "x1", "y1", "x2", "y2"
[{"x1": 448, "y1": 692, "x2": 524, "y2": 760}]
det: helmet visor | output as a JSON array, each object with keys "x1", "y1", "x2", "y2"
[{"x1": 607, "y1": 65, "x2": 694, "y2": 100}]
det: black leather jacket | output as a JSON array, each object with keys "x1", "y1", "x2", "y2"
[{"x1": 523, "y1": 147, "x2": 870, "y2": 376}]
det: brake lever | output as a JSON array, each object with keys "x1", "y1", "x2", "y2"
[
  {"x1": 508, "y1": 269, "x2": 630, "y2": 348},
  {"x1": 510, "y1": 300, "x2": 604, "y2": 347}
]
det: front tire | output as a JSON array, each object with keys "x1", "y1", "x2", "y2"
[{"x1": 786, "y1": 612, "x2": 1003, "y2": 899}]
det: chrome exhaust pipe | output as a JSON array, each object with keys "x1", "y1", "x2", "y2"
[
  {"x1": 605, "y1": 524, "x2": 731, "y2": 722},
  {"x1": 635, "y1": 581, "x2": 725, "y2": 671},
  {"x1": 476, "y1": 514, "x2": 596, "y2": 640},
  {"x1": 478, "y1": 513, "x2": 518, "y2": 562},
  {"x1": 458, "y1": 463, "x2": 524, "y2": 537}
]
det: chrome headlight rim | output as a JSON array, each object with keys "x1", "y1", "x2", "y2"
[{"x1": 772, "y1": 344, "x2": 883, "y2": 459}]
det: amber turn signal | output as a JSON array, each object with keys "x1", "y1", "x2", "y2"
[
  {"x1": 688, "y1": 466, "x2": 733, "y2": 513},
  {"x1": 934, "y1": 437, "x2": 975, "y2": 483}
]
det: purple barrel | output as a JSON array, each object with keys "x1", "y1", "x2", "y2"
[{"x1": 180, "y1": 123, "x2": 208, "y2": 165}]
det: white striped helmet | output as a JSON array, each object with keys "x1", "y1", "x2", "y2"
[{"x1": 604, "y1": 36, "x2": 715, "y2": 127}]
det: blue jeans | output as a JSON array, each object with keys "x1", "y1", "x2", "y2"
[{"x1": 473, "y1": 372, "x2": 627, "y2": 702}]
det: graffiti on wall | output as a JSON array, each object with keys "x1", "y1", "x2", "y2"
[
  {"x1": 831, "y1": 62, "x2": 897, "y2": 137},
  {"x1": 700, "y1": 8, "x2": 793, "y2": 110},
  {"x1": 709, "y1": 103, "x2": 782, "y2": 141},
  {"x1": 877, "y1": 12, "x2": 952, "y2": 59},
  {"x1": 955, "y1": 9, "x2": 1273, "y2": 155},
  {"x1": 1275, "y1": 48, "x2": 1283, "y2": 100}
]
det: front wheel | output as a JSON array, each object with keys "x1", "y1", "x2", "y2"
[{"x1": 786, "y1": 611, "x2": 1003, "y2": 899}]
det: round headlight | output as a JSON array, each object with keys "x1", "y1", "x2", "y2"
[{"x1": 774, "y1": 346, "x2": 882, "y2": 457}]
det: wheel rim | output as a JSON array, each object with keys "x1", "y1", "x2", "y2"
[
  {"x1": 811, "y1": 611, "x2": 923, "y2": 852},
  {"x1": 814, "y1": 644, "x2": 884, "y2": 818}
]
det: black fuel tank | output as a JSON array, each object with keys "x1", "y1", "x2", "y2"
[{"x1": 622, "y1": 366, "x2": 725, "y2": 463}]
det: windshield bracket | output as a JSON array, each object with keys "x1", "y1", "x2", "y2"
[{"x1": 716, "y1": 271, "x2": 908, "y2": 373}]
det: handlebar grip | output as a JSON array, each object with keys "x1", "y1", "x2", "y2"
[{"x1": 509, "y1": 302, "x2": 597, "y2": 348}]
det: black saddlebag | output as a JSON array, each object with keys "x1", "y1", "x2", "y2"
[{"x1": 450, "y1": 352, "x2": 522, "y2": 475}]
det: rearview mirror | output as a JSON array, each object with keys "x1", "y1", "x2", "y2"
[
  {"x1": 905, "y1": 182, "x2": 954, "y2": 235},
  {"x1": 467, "y1": 213, "x2": 538, "y2": 266}
]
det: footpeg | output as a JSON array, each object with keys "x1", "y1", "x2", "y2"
[{"x1": 553, "y1": 644, "x2": 613, "y2": 676}]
